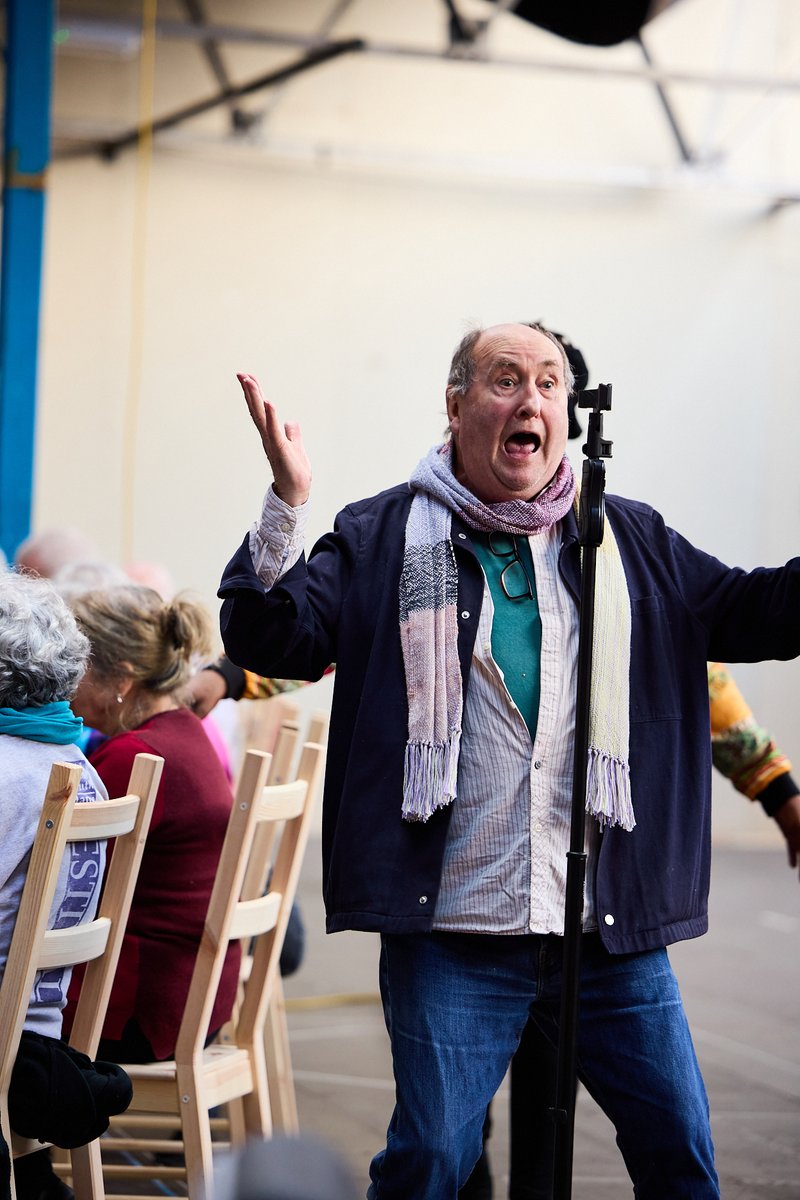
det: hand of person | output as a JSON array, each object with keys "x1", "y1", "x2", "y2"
[
  {"x1": 238, "y1": 372, "x2": 311, "y2": 507},
  {"x1": 773, "y1": 793, "x2": 800, "y2": 875},
  {"x1": 186, "y1": 669, "x2": 228, "y2": 718}
]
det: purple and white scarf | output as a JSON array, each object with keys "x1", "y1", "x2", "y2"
[{"x1": 399, "y1": 442, "x2": 634, "y2": 832}]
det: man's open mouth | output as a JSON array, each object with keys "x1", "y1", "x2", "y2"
[{"x1": 504, "y1": 431, "x2": 541, "y2": 456}]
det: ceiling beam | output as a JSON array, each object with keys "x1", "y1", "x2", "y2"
[
  {"x1": 179, "y1": 0, "x2": 253, "y2": 132},
  {"x1": 55, "y1": 13, "x2": 800, "y2": 94},
  {"x1": 96, "y1": 38, "x2": 365, "y2": 161},
  {"x1": 635, "y1": 34, "x2": 694, "y2": 165}
]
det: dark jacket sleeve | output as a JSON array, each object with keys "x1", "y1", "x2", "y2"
[
  {"x1": 218, "y1": 505, "x2": 363, "y2": 682},
  {"x1": 609, "y1": 499, "x2": 800, "y2": 665}
]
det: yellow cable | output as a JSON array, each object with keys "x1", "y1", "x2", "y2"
[
  {"x1": 284, "y1": 992, "x2": 381, "y2": 1012},
  {"x1": 122, "y1": 0, "x2": 157, "y2": 561}
]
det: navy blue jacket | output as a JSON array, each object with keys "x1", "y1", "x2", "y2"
[{"x1": 219, "y1": 486, "x2": 800, "y2": 953}]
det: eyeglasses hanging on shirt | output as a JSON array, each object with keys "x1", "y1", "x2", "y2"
[{"x1": 487, "y1": 533, "x2": 535, "y2": 601}]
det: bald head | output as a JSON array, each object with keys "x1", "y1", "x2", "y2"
[
  {"x1": 15, "y1": 527, "x2": 100, "y2": 579},
  {"x1": 447, "y1": 323, "x2": 575, "y2": 402}
]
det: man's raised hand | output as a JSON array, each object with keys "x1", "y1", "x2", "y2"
[{"x1": 237, "y1": 372, "x2": 312, "y2": 507}]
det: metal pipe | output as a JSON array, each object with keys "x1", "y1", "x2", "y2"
[{"x1": 55, "y1": 12, "x2": 800, "y2": 94}]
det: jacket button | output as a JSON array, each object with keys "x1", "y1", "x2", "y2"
[
  {"x1": 461, "y1": 610, "x2": 470, "y2": 619},
  {"x1": 604, "y1": 913, "x2": 615, "y2": 926},
  {"x1": 534, "y1": 760, "x2": 542, "y2": 769},
  {"x1": 419, "y1": 895, "x2": 428, "y2": 905}
]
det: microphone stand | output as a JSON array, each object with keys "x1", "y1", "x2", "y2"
[{"x1": 552, "y1": 383, "x2": 614, "y2": 1200}]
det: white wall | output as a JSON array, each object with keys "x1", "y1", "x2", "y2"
[{"x1": 33, "y1": 21, "x2": 800, "y2": 844}]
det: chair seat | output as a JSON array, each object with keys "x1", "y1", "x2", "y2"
[
  {"x1": 10, "y1": 1134, "x2": 52, "y2": 1158},
  {"x1": 122, "y1": 1045, "x2": 255, "y2": 1113}
]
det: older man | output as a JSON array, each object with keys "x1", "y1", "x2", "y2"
[{"x1": 219, "y1": 323, "x2": 800, "y2": 1199}]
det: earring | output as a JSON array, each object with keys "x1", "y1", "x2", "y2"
[{"x1": 116, "y1": 694, "x2": 124, "y2": 704}]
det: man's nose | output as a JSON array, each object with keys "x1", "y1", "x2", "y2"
[{"x1": 516, "y1": 383, "x2": 541, "y2": 416}]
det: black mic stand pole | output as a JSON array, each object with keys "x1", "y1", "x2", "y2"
[{"x1": 551, "y1": 383, "x2": 614, "y2": 1200}]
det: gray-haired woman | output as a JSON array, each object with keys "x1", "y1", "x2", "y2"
[{"x1": 0, "y1": 573, "x2": 107, "y2": 1200}]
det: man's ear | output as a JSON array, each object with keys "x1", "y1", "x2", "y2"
[{"x1": 445, "y1": 389, "x2": 460, "y2": 435}]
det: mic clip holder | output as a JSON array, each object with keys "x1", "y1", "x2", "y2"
[{"x1": 576, "y1": 383, "x2": 613, "y2": 548}]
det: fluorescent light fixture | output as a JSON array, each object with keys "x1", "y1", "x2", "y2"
[{"x1": 54, "y1": 18, "x2": 142, "y2": 59}]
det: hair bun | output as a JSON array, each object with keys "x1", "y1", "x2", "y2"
[{"x1": 163, "y1": 605, "x2": 183, "y2": 652}]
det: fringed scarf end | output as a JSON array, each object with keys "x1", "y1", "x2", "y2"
[
  {"x1": 585, "y1": 746, "x2": 635, "y2": 832},
  {"x1": 401, "y1": 729, "x2": 462, "y2": 823}
]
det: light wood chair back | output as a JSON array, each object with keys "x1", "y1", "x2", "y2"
[
  {"x1": 239, "y1": 719, "x2": 300, "y2": 905},
  {"x1": 305, "y1": 709, "x2": 329, "y2": 747},
  {"x1": 259, "y1": 709, "x2": 327, "y2": 1133},
  {"x1": 239, "y1": 712, "x2": 327, "y2": 1134},
  {"x1": 267, "y1": 718, "x2": 300, "y2": 785},
  {"x1": 235, "y1": 696, "x2": 301, "y2": 763},
  {"x1": 0, "y1": 753, "x2": 163, "y2": 1200},
  {"x1": 103, "y1": 740, "x2": 325, "y2": 1200}
]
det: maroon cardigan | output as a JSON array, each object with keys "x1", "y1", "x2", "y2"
[{"x1": 65, "y1": 708, "x2": 240, "y2": 1060}]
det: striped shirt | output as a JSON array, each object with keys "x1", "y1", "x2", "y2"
[
  {"x1": 251, "y1": 489, "x2": 598, "y2": 935},
  {"x1": 434, "y1": 524, "x2": 598, "y2": 934}
]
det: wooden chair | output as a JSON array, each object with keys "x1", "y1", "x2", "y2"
[
  {"x1": 261, "y1": 710, "x2": 328, "y2": 1132},
  {"x1": 237, "y1": 695, "x2": 301, "y2": 762},
  {"x1": 266, "y1": 718, "x2": 300, "y2": 786},
  {"x1": 103, "y1": 740, "x2": 326, "y2": 1200},
  {"x1": 0, "y1": 753, "x2": 163, "y2": 1200},
  {"x1": 305, "y1": 709, "x2": 329, "y2": 748},
  {"x1": 222, "y1": 712, "x2": 326, "y2": 1134}
]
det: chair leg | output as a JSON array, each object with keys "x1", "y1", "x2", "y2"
[
  {"x1": 2, "y1": 1098, "x2": 17, "y2": 1200},
  {"x1": 226, "y1": 1098, "x2": 247, "y2": 1150},
  {"x1": 265, "y1": 980, "x2": 299, "y2": 1133},
  {"x1": 240, "y1": 1043, "x2": 272, "y2": 1142},
  {"x1": 69, "y1": 1140, "x2": 104, "y2": 1200},
  {"x1": 176, "y1": 1070, "x2": 215, "y2": 1200}
]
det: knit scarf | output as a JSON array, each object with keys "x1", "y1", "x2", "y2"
[
  {"x1": 400, "y1": 442, "x2": 634, "y2": 832},
  {"x1": 0, "y1": 701, "x2": 84, "y2": 745}
]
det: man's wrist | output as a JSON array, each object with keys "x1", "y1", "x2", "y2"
[
  {"x1": 271, "y1": 482, "x2": 310, "y2": 508},
  {"x1": 203, "y1": 657, "x2": 247, "y2": 702}
]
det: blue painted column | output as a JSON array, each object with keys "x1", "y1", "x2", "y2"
[{"x1": 0, "y1": 1, "x2": 54, "y2": 561}]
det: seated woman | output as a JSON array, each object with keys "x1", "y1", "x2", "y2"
[
  {"x1": 0, "y1": 574, "x2": 107, "y2": 1200},
  {"x1": 65, "y1": 584, "x2": 240, "y2": 1064},
  {"x1": 0, "y1": 574, "x2": 107, "y2": 1029}
]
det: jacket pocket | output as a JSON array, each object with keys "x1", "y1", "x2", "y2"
[{"x1": 630, "y1": 594, "x2": 682, "y2": 722}]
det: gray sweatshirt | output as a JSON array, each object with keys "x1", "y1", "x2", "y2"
[{"x1": 0, "y1": 735, "x2": 108, "y2": 1038}]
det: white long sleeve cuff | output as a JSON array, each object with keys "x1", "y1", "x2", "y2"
[{"x1": 248, "y1": 486, "x2": 309, "y2": 589}]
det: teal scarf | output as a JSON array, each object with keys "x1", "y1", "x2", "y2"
[{"x1": 0, "y1": 701, "x2": 84, "y2": 745}]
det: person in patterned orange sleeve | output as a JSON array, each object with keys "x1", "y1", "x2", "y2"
[
  {"x1": 707, "y1": 662, "x2": 800, "y2": 868},
  {"x1": 186, "y1": 656, "x2": 334, "y2": 717}
]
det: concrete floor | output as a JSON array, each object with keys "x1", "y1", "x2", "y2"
[{"x1": 283, "y1": 843, "x2": 800, "y2": 1198}]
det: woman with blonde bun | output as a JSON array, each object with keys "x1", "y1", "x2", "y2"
[{"x1": 65, "y1": 585, "x2": 240, "y2": 1063}]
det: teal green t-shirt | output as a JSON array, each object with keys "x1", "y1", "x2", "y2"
[{"x1": 471, "y1": 532, "x2": 542, "y2": 741}]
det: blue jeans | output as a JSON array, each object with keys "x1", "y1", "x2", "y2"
[{"x1": 367, "y1": 932, "x2": 719, "y2": 1200}]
